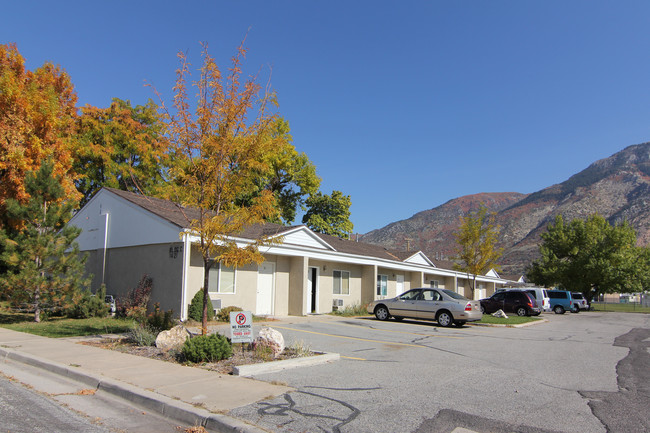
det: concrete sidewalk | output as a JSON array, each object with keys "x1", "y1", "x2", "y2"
[{"x1": 0, "y1": 327, "x2": 293, "y2": 432}]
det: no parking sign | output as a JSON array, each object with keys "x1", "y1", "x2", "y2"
[{"x1": 230, "y1": 311, "x2": 253, "y2": 343}]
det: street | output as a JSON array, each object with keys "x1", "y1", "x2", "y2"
[
  {"x1": 0, "y1": 360, "x2": 197, "y2": 433},
  {"x1": 231, "y1": 312, "x2": 649, "y2": 433},
  {"x1": 0, "y1": 376, "x2": 111, "y2": 433}
]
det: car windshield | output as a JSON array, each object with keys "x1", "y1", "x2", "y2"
[{"x1": 440, "y1": 289, "x2": 468, "y2": 300}]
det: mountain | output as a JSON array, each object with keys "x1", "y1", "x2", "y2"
[{"x1": 359, "y1": 142, "x2": 650, "y2": 276}]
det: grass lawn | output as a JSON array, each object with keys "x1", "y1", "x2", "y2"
[
  {"x1": 475, "y1": 315, "x2": 543, "y2": 326},
  {"x1": 0, "y1": 303, "x2": 136, "y2": 338},
  {"x1": 0, "y1": 316, "x2": 137, "y2": 338},
  {"x1": 590, "y1": 303, "x2": 650, "y2": 313}
]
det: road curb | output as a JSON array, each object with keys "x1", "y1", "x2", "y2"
[
  {"x1": 0, "y1": 346, "x2": 269, "y2": 433},
  {"x1": 469, "y1": 318, "x2": 548, "y2": 328},
  {"x1": 233, "y1": 352, "x2": 340, "y2": 376}
]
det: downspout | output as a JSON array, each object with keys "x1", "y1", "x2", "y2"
[
  {"x1": 180, "y1": 232, "x2": 190, "y2": 321},
  {"x1": 101, "y1": 213, "x2": 109, "y2": 285}
]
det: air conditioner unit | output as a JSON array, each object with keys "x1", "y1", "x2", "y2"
[
  {"x1": 332, "y1": 299, "x2": 344, "y2": 308},
  {"x1": 212, "y1": 299, "x2": 222, "y2": 311}
]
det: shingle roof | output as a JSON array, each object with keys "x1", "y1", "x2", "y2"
[
  {"x1": 102, "y1": 188, "x2": 294, "y2": 239},
  {"x1": 102, "y1": 188, "x2": 429, "y2": 263},
  {"x1": 313, "y1": 232, "x2": 406, "y2": 261}
]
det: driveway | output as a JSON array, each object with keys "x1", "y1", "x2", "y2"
[{"x1": 231, "y1": 312, "x2": 649, "y2": 433}]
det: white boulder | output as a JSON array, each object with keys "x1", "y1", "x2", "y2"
[
  {"x1": 155, "y1": 325, "x2": 190, "y2": 351},
  {"x1": 254, "y1": 327, "x2": 285, "y2": 358},
  {"x1": 492, "y1": 309, "x2": 509, "y2": 319}
]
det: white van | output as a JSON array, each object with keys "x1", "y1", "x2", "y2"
[
  {"x1": 523, "y1": 288, "x2": 551, "y2": 312},
  {"x1": 498, "y1": 287, "x2": 551, "y2": 312}
]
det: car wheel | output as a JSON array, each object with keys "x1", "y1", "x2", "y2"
[
  {"x1": 480, "y1": 305, "x2": 486, "y2": 314},
  {"x1": 554, "y1": 305, "x2": 565, "y2": 314},
  {"x1": 454, "y1": 321, "x2": 466, "y2": 327},
  {"x1": 374, "y1": 305, "x2": 389, "y2": 321},
  {"x1": 516, "y1": 307, "x2": 528, "y2": 317},
  {"x1": 436, "y1": 311, "x2": 454, "y2": 327},
  {"x1": 572, "y1": 306, "x2": 580, "y2": 313}
]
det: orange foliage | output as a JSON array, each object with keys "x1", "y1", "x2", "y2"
[{"x1": 0, "y1": 43, "x2": 80, "y2": 224}]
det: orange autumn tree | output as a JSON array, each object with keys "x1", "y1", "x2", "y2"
[
  {"x1": 158, "y1": 43, "x2": 286, "y2": 334},
  {"x1": 0, "y1": 43, "x2": 80, "y2": 227}
]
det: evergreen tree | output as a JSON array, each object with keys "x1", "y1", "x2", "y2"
[{"x1": 0, "y1": 161, "x2": 89, "y2": 322}]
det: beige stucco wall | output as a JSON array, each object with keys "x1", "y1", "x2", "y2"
[{"x1": 85, "y1": 243, "x2": 184, "y2": 315}]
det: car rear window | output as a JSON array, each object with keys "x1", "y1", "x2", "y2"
[
  {"x1": 548, "y1": 291, "x2": 568, "y2": 299},
  {"x1": 572, "y1": 293, "x2": 584, "y2": 300},
  {"x1": 441, "y1": 289, "x2": 468, "y2": 300}
]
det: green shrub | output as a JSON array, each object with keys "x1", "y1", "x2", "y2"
[
  {"x1": 188, "y1": 290, "x2": 215, "y2": 322},
  {"x1": 147, "y1": 303, "x2": 175, "y2": 332},
  {"x1": 66, "y1": 285, "x2": 109, "y2": 319},
  {"x1": 182, "y1": 333, "x2": 232, "y2": 363},
  {"x1": 216, "y1": 305, "x2": 243, "y2": 322},
  {"x1": 129, "y1": 323, "x2": 157, "y2": 346}
]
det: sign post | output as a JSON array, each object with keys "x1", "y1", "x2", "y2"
[{"x1": 230, "y1": 311, "x2": 253, "y2": 344}]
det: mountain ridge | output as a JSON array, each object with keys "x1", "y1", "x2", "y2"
[{"x1": 359, "y1": 142, "x2": 650, "y2": 276}]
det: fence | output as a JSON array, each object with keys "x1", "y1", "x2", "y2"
[{"x1": 590, "y1": 302, "x2": 650, "y2": 313}]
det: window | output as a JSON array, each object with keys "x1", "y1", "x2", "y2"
[
  {"x1": 208, "y1": 263, "x2": 236, "y2": 294},
  {"x1": 422, "y1": 290, "x2": 441, "y2": 301},
  {"x1": 400, "y1": 289, "x2": 421, "y2": 300},
  {"x1": 430, "y1": 280, "x2": 439, "y2": 288},
  {"x1": 333, "y1": 270, "x2": 350, "y2": 295},
  {"x1": 377, "y1": 274, "x2": 388, "y2": 296}
]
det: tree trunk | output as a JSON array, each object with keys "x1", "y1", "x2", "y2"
[
  {"x1": 202, "y1": 259, "x2": 210, "y2": 336},
  {"x1": 34, "y1": 288, "x2": 41, "y2": 323}
]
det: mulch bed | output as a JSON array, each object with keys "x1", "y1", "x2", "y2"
[{"x1": 79, "y1": 336, "x2": 310, "y2": 375}]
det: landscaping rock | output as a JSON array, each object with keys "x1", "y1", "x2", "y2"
[
  {"x1": 492, "y1": 309, "x2": 509, "y2": 318},
  {"x1": 155, "y1": 325, "x2": 190, "y2": 351},
  {"x1": 254, "y1": 327, "x2": 285, "y2": 358}
]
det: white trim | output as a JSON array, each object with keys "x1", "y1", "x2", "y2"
[
  {"x1": 101, "y1": 212, "x2": 109, "y2": 284},
  {"x1": 180, "y1": 233, "x2": 190, "y2": 321}
]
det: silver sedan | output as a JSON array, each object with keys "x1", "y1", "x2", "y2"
[{"x1": 367, "y1": 288, "x2": 482, "y2": 327}]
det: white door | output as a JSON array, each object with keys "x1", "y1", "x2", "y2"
[
  {"x1": 257, "y1": 262, "x2": 275, "y2": 315},
  {"x1": 396, "y1": 275, "x2": 404, "y2": 296}
]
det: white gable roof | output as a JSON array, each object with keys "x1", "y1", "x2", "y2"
[
  {"x1": 485, "y1": 268, "x2": 501, "y2": 278},
  {"x1": 276, "y1": 226, "x2": 335, "y2": 250},
  {"x1": 403, "y1": 251, "x2": 436, "y2": 267},
  {"x1": 70, "y1": 189, "x2": 183, "y2": 251}
]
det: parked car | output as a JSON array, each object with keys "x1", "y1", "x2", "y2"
[
  {"x1": 571, "y1": 292, "x2": 589, "y2": 311},
  {"x1": 499, "y1": 287, "x2": 551, "y2": 312},
  {"x1": 547, "y1": 290, "x2": 576, "y2": 314},
  {"x1": 480, "y1": 290, "x2": 541, "y2": 316},
  {"x1": 367, "y1": 288, "x2": 482, "y2": 327}
]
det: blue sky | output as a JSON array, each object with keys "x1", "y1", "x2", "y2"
[{"x1": 3, "y1": 1, "x2": 650, "y2": 233}]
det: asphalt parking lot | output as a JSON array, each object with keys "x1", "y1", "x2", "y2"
[{"x1": 231, "y1": 312, "x2": 649, "y2": 433}]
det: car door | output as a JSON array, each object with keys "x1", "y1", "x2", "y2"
[
  {"x1": 415, "y1": 289, "x2": 442, "y2": 320},
  {"x1": 504, "y1": 292, "x2": 525, "y2": 313},
  {"x1": 390, "y1": 289, "x2": 421, "y2": 318},
  {"x1": 484, "y1": 292, "x2": 505, "y2": 313}
]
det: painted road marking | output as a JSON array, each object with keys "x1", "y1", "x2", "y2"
[
  {"x1": 273, "y1": 325, "x2": 429, "y2": 348},
  {"x1": 341, "y1": 355, "x2": 366, "y2": 361},
  {"x1": 314, "y1": 320, "x2": 467, "y2": 339}
]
